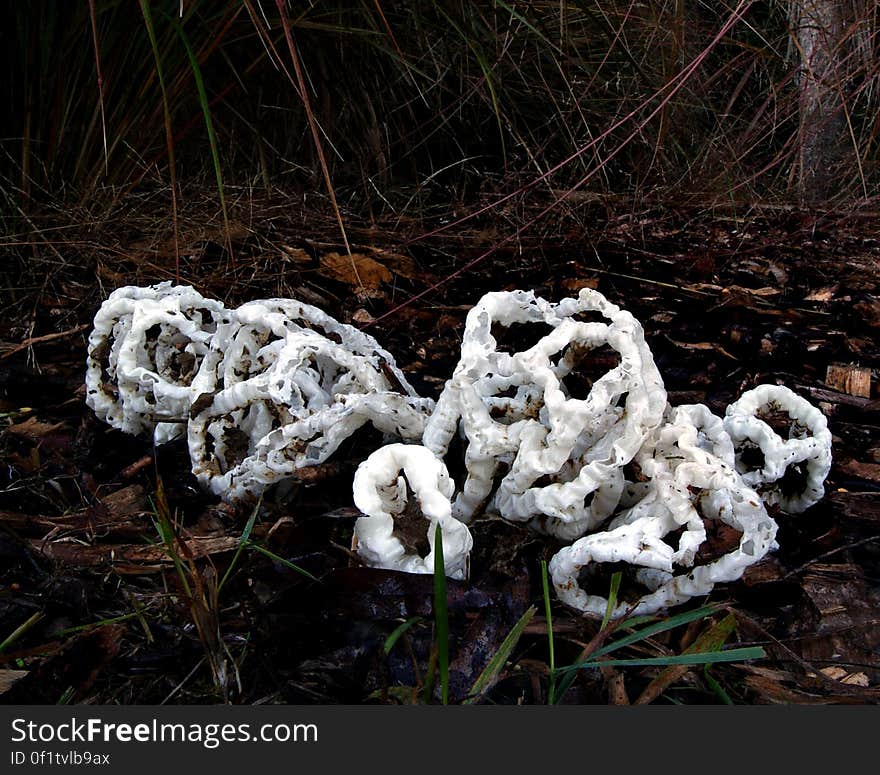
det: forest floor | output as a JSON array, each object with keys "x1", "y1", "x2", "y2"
[{"x1": 1, "y1": 191, "x2": 879, "y2": 704}]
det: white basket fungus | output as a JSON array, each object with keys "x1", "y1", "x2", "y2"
[
  {"x1": 550, "y1": 453, "x2": 778, "y2": 617},
  {"x1": 86, "y1": 285, "x2": 433, "y2": 500},
  {"x1": 423, "y1": 287, "x2": 666, "y2": 535},
  {"x1": 85, "y1": 283, "x2": 228, "y2": 443},
  {"x1": 352, "y1": 444, "x2": 473, "y2": 580},
  {"x1": 724, "y1": 384, "x2": 832, "y2": 513},
  {"x1": 85, "y1": 284, "x2": 832, "y2": 603},
  {"x1": 187, "y1": 328, "x2": 433, "y2": 501}
]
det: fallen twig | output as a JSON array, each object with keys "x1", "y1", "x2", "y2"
[{"x1": 0, "y1": 324, "x2": 89, "y2": 360}]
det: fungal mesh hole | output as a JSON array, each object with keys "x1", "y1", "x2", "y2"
[
  {"x1": 99, "y1": 335, "x2": 119, "y2": 400},
  {"x1": 662, "y1": 525, "x2": 685, "y2": 553},
  {"x1": 490, "y1": 321, "x2": 556, "y2": 354},
  {"x1": 757, "y1": 406, "x2": 792, "y2": 437},
  {"x1": 391, "y1": 473, "x2": 431, "y2": 558},
  {"x1": 195, "y1": 307, "x2": 218, "y2": 332},
  {"x1": 144, "y1": 323, "x2": 162, "y2": 364},
  {"x1": 780, "y1": 461, "x2": 809, "y2": 497},
  {"x1": 441, "y1": 429, "x2": 469, "y2": 497},
  {"x1": 582, "y1": 489, "x2": 596, "y2": 512},
  {"x1": 557, "y1": 342, "x2": 621, "y2": 401},
  {"x1": 203, "y1": 426, "x2": 215, "y2": 462},
  {"x1": 576, "y1": 561, "x2": 651, "y2": 605},
  {"x1": 687, "y1": 491, "x2": 744, "y2": 565},
  {"x1": 738, "y1": 440, "x2": 765, "y2": 470},
  {"x1": 571, "y1": 309, "x2": 608, "y2": 325},
  {"x1": 169, "y1": 349, "x2": 197, "y2": 384},
  {"x1": 221, "y1": 426, "x2": 251, "y2": 470},
  {"x1": 693, "y1": 520, "x2": 743, "y2": 566},
  {"x1": 622, "y1": 459, "x2": 648, "y2": 483}
]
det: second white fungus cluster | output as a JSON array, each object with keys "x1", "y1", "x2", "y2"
[
  {"x1": 86, "y1": 284, "x2": 433, "y2": 501},
  {"x1": 86, "y1": 282, "x2": 833, "y2": 618}
]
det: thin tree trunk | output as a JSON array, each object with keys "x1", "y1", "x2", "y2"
[{"x1": 793, "y1": 0, "x2": 846, "y2": 204}]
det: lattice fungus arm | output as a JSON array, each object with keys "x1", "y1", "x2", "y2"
[
  {"x1": 548, "y1": 510, "x2": 676, "y2": 619},
  {"x1": 85, "y1": 283, "x2": 228, "y2": 443},
  {"x1": 188, "y1": 329, "x2": 433, "y2": 501},
  {"x1": 423, "y1": 287, "x2": 666, "y2": 536},
  {"x1": 550, "y1": 453, "x2": 778, "y2": 618},
  {"x1": 352, "y1": 444, "x2": 473, "y2": 580},
  {"x1": 724, "y1": 384, "x2": 832, "y2": 513},
  {"x1": 637, "y1": 403, "x2": 735, "y2": 480},
  {"x1": 190, "y1": 297, "x2": 420, "y2": 399},
  {"x1": 86, "y1": 286, "x2": 433, "y2": 499}
]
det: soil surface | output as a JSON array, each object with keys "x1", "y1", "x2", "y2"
[{"x1": 2, "y1": 203, "x2": 879, "y2": 704}]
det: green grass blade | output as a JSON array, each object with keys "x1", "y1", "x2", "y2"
[
  {"x1": 57, "y1": 687, "x2": 76, "y2": 705},
  {"x1": 616, "y1": 615, "x2": 659, "y2": 629},
  {"x1": 245, "y1": 541, "x2": 319, "y2": 582},
  {"x1": 433, "y1": 522, "x2": 449, "y2": 705},
  {"x1": 149, "y1": 489, "x2": 192, "y2": 599},
  {"x1": 635, "y1": 613, "x2": 739, "y2": 703},
  {"x1": 540, "y1": 559, "x2": 556, "y2": 704},
  {"x1": 465, "y1": 605, "x2": 536, "y2": 704},
  {"x1": 218, "y1": 497, "x2": 262, "y2": 593},
  {"x1": 53, "y1": 612, "x2": 141, "y2": 638},
  {"x1": 591, "y1": 605, "x2": 722, "y2": 659},
  {"x1": 704, "y1": 665, "x2": 735, "y2": 705},
  {"x1": 551, "y1": 604, "x2": 720, "y2": 703},
  {"x1": 0, "y1": 611, "x2": 45, "y2": 653},
  {"x1": 600, "y1": 571, "x2": 622, "y2": 631},
  {"x1": 167, "y1": 13, "x2": 233, "y2": 262},
  {"x1": 383, "y1": 616, "x2": 424, "y2": 655},
  {"x1": 559, "y1": 647, "x2": 766, "y2": 672},
  {"x1": 551, "y1": 570, "x2": 623, "y2": 703},
  {"x1": 493, "y1": 0, "x2": 559, "y2": 52}
]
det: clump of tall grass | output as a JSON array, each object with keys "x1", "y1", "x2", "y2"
[{"x1": 2, "y1": 0, "x2": 879, "y2": 222}]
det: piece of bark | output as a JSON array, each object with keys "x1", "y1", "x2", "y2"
[
  {"x1": 29, "y1": 535, "x2": 240, "y2": 567},
  {"x1": 828, "y1": 492, "x2": 880, "y2": 524},
  {"x1": 836, "y1": 459, "x2": 880, "y2": 484},
  {"x1": 0, "y1": 670, "x2": 29, "y2": 695},
  {"x1": 825, "y1": 364, "x2": 872, "y2": 398},
  {"x1": 99, "y1": 484, "x2": 148, "y2": 518}
]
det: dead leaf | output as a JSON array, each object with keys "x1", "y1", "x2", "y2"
[
  {"x1": 320, "y1": 252, "x2": 392, "y2": 290},
  {"x1": 665, "y1": 336, "x2": 737, "y2": 360},
  {"x1": 634, "y1": 613, "x2": 738, "y2": 705},
  {"x1": 805, "y1": 286, "x2": 837, "y2": 302},
  {"x1": 100, "y1": 485, "x2": 148, "y2": 519},
  {"x1": 6, "y1": 416, "x2": 65, "y2": 439},
  {"x1": 367, "y1": 249, "x2": 424, "y2": 282},
  {"x1": 684, "y1": 282, "x2": 722, "y2": 294},
  {"x1": 820, "y1": 666, "x2": 870, "y2": 687},
  {"x1": 601, "y1": 666, "x2": 630, "y2": 705},
  {"x1": 0, "y1": 670, "x2": 29, "y2": 695},
  {"x1": 280, "y1": 246, "x2": 312, "y2": 265},
  {"x1": 561, "y1": 277, "x2": 600, "y2": 293},
  {"x1": 723, "y1": 284, "x2": 781, "y2": 299}
]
